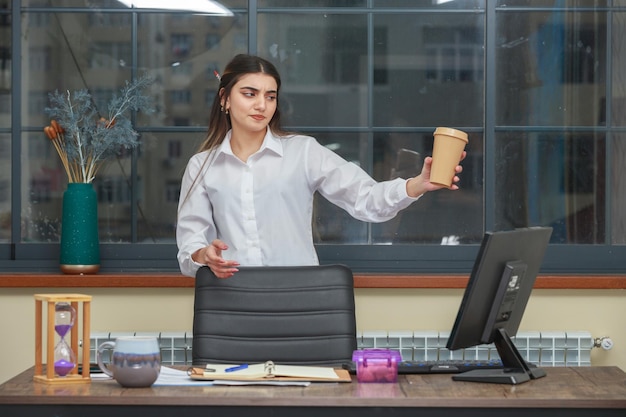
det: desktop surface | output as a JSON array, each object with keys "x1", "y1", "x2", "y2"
[{"x1": 1, "y1": 366, "x2": 625, "y2": 417}]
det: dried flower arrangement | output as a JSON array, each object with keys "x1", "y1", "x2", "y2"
[{"x1": 43, "y1": 76, "x2": 155, "y2": 183}]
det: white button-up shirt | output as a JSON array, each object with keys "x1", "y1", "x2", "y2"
[{"x1": 176, "y1": 129, "x2": 420, "y2": 277}]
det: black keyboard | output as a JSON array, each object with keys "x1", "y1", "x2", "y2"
[
  {"x1": 397, "y1": 359, "x2": 506, "y2": 374},
  {"x1": 344, "y1": 359, "x2": 511, "y2": 375}
]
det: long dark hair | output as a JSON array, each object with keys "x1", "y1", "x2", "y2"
[{"x1": 197, "y1": 54, "x2": 290, "y2": 152}]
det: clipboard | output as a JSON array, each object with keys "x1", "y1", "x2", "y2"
[{"x1": 188, "y1": 361, "x2": 352, "y2": 382}]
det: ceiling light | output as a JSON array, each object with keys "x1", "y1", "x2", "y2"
[{"x1": 117, "y1": 0, "x2": 233, "y2": 15}]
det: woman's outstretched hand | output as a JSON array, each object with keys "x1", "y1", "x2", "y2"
[
  {"x1": 192, "y1": 239, "x2": 239, "y2": 278},
  {"x1": 406, "y1": 151, "x2": 466, "y2": 198}
]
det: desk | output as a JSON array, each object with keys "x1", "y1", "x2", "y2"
[{"x1": 1, "y1": 366, "x2": 625, "y2": 417}]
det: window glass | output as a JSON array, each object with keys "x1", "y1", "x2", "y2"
[
  {"x1": 372, "y1": 131, "x2": 483, "y2": 244},
  {"x1": 496, "y1": 0, "x2": 608, "y2": 6},
  {"x1": 4, "y1": 2, "x2": 626, "y2": 273},
  {"x1": 495, "y1": 131, "x2": 605, "y2": 244},
  {"x1": 372, "y1": 12, "x2": 484, "y2": 127},
  {"x1": 22, "y1": 12, "x2": 132, "y2": 128},
  {"x1": 21, "y1": 0, "x2": 247, "y2": 8},
  {"x1": 312, "y1": 130, "x2": 483, "y2": 246},
  {"x1": 613, "y1": 12, "x2": 626, "y2": 126},
  {"x1": 21, "y1": 0, "x2": 104, "y2": 6},
  {"x1": 496, "y1": 10, "x2": 606, "y2": 126},
  {"x1": 612, "y1": 133, "x2": 626, "y2": 244},
  {"x1": 313, "y1": 133, "x2": 369, "y2": 243},
  {"x1": 136, "y1": 13, "x2": 247, "y2": 127},
  {"x1": 22, "y1": 132, "x2": 62, "y2": 243},
  {"x1": 259, "y1": 0, "x2": 366, "y2": 6},
  {"x1": 137, "y1": 132, "x2": 204, "y2": 243},
  {"x1": 257, "y1": 13, "x2": 368, "y2": 128},
  {"x1": 1, "y1": 9, "x2": 15, "y2": 251},
  {"x1": 373, "y1": 0, "x2": 484, "y2": 8},
  {"x1": 21, "y1": 11, "x2": 140, "y2": 244},
  {"x1": 22, "y1": 131, "x2": 136, "y2": 243},
  {"x1": 222, "y1": 0, "x2": 248, "y2": 7},
  {"x1": 0, "y1": 91, "x2": 9, "y2": 117}
]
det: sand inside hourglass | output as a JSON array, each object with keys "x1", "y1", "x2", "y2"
[{"x1": 54, "y1": 303, "x2": 77, "y2": 376}]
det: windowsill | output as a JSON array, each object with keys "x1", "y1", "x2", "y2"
[{"x1": 1, "y1": 273, "x2": 625, "y2": 289}]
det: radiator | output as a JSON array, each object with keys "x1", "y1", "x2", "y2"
[
  {"x1": 89, "y1": 332, "x2": 193, "y2": 365},
  {"x1": 88, "y1": 330, "x2": 597, "y2": 367},
  {"x1": 357, "y1": 330, "x2": 594, "y2": 367}
]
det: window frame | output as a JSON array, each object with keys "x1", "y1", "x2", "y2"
[{"x1": 1, "y1": 1, "x2": 626, "y2": 277}]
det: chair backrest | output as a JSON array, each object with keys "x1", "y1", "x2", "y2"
[{"x1": 192, "y1": 264, "x2": 357, "y2": 367}]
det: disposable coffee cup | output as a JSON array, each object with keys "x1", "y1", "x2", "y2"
[{"x1": 430, "y1": 127, "x2": 468, "y2": 188}]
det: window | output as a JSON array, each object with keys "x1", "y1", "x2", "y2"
[
  {"x1": 165, "y1": 180, "x2": 181, "y2": 204},
  {"x1": 27, "y1": 91, "x2": 47, "y2": 115},
  {"x1": 2, "y1": 2, "x2": 626, "y2": 275},
  {"x1": 88, "y1": 12, "x2": 131, "y2": 27},
  {"x1": 28, "y1": 46, "x2": 51, "y2": 72},
  {"x1": 169, "y1": 90, "x2": 191, "y2": 104},
  {"x1": 0, "y1": 93, "x2": 9, "y2": 114},
  {"x1": 0, "y1": 180, "x2": 8, "y2": 203},
  {"x1": 172, "y1": 117, "x2": 190, "y2": 126},
  {"x1": 97, "y1": 177, "x2": 131, "y2": 204},
  {"x1": 89, "y1": 42, "x2": 131, "y2": 69},
  {"x1": 205, "y1": 89, "x2": 216, "y2": 107},
  {"x1": 206, "y1": 62, "x2": 220, "y2": 79},
  {"x1": 171, "y1": 34, "x2": 192, "y2": 58},
  {"x1": 168, "y1": 140, "x2": 181, "y2": 159},
  {"x1": 27, "y1": 12, "x2": 49, "y2": 28},
  {"x1": 28, "y1": 134, "x2": 50, "y2": 159},
  {"x1": 423, "y1": 27, "x2": 482, "y2": 83},
  {"x1": 91, "y1": 88, "x2": 115, "y2": 114},
  {"x1": 30, "y1": 178, "x2": 51, "y2": 203},
  {"x1": 171, "y1": 61, "x2": 192, "y2": 76},
  {"x1": 0, "y1": 137, "x2": 9, "y2": 159},
  {"x1": 0, "y1": 46, "x2": 10, "y2": 85},
  {"x1": 205, "y1": 34, "x2": 220, "y2": 50}
]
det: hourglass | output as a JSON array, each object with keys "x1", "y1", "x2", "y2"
[
  {"x1": 54, "y1": 302, "x2": 77, "y2": 376},
  {"x1": 34, "y1": 294, "x2": 92, "y2": 384}
]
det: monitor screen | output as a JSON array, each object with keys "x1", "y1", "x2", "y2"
[{"x1": 446, "y1": 226, "x2": 553, "y2": 384}]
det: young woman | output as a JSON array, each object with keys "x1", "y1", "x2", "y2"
[{"x1": 176, "y1": 54, "x2": 465, "y2": 278}]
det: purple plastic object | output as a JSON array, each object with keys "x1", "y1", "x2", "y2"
[{"x1": 352, "y1": 349, "x2": 402, "y2": 383}]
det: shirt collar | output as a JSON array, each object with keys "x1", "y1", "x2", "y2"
[{"x1": 217, "y1": 128, "x2": 283, "y2": 158}]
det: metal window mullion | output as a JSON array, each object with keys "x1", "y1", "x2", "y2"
[
  {"x1": 130, "y1": 10, "x2": 138, "y2": 242},
  {"x1": 366, "y1": 0, "x2": 374, "y2": 245},
  {"x1": 248, "y1": 0, "x2": 257, "y2": 55},
  {"x1": 604, "y1": 5, "x2": 613, "y2": 244},
  {"x1": 484, "y1": 2, "x2": 496, "y2": 231},
  {"x1": 10, "y1": 0, "x2": 22, "y2": 253}
]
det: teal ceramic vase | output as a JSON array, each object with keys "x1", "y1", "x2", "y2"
[{"x1": 59, "y1": 183, "x2": 100, "y2": 274}]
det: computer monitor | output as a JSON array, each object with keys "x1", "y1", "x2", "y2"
[{"x1": 446, "y1": 226, "x2": 553, "y2": 385}]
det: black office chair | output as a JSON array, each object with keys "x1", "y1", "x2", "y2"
[{"x1": 192, "y1": 264, "x2": 357, "y2": 367}]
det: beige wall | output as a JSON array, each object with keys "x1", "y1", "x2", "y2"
[{"x1": 0, "y1": 287, "x2": 624, "y2": 384}]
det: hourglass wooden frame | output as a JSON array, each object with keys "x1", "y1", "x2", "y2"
[{"x1": 34, "y1": 293, "x2": 92, "y2": 384}]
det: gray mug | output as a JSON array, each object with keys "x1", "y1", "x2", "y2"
[{"x1": 97, "y1": 336, "x2": 161, "y2": 387}]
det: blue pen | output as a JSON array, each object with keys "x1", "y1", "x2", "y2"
[{"x1": 225, "y1": 364, "x2": 248, "y2": 373}]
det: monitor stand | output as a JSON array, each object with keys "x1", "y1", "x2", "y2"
[{"x1": 452, "y1": 328, "x2": 546, "y2": 385}]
